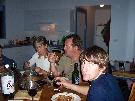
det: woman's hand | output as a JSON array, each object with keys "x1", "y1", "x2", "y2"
[{"x1": 35, "y1": 67, "x2": 41, "y2": 73}]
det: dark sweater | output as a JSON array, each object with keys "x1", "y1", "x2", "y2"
[
  {"x1": 87, "y1": 73, "x2": 124, "y2": 101},
  {"x1": 0, "y1": 54, "x2": 15, "y2": 66}
]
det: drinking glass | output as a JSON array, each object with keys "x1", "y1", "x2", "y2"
[
  {"x1": 26, "y1": 81, "x2": 38, "y2": 101},
  {"x1": 53, "y1": 80, "x2": 61, "y2": 92},
  {"x1": 48, "y1": 72, "x2": 55, "y2": 88}
]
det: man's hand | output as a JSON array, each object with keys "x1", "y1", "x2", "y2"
[
  {"x1": 55, "y1": 77, "x2": 72, "y2": 89},
  {"x1": 48, "y1": 52, "x2": 56, "y2": 63},
  {"x1": 0, "y1": 65, "x2": 4, "y2": 72}
]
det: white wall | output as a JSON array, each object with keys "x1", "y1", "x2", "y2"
[{"x1": 2, "y1": 0, "x2": 135, "y2": 62}]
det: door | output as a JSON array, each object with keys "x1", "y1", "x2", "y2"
[{"x1": 75, "y1": 7, "x2": 87, "y2": 50}]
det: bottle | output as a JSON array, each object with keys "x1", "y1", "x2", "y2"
[
  {"x1": 72, "y1": 63, "x2": 79, "y2": 85},
  {"x1": 10, "y1": 62, "x2": 16, "y2": 71},
  {"x1": 130, "y1": 58, "x2": 134, "y2": 71},
  {"x1": 60, "y1": 36, "x2": 66, "y2": 45},
  {"x1": 1, "y1": 64, "x2": 15, "y2": 99}
]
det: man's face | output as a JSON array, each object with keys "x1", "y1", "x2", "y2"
[
  {"x1": 35, "y1": 43, "x2": 47, "y2": 56},
  {"x1": 81, "y1": 60, "x2": 101, "y2": 81},
  {"x1": 64, "y1": 38, "x2": 75, "y2": 58}
]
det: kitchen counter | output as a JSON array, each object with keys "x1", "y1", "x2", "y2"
[
  {"x1": 2, "y1": 44, "x2": 64, "y2": 70},
  {"x1": 112, "y1": 71, "x2": 135, "y2": 81}
]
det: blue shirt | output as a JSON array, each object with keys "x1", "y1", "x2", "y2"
[
  {"x1": 0, "y1": 54, "x2": 15, "y2": 66},
  {"x1": 87, "y1": 73, "x2": 124, "y2": 101}
]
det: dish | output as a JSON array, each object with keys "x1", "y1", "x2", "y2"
[{"x1": 51, "y1": 92, "x2": 81, "y2": 101}]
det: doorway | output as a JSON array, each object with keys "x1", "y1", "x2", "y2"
[
  {"x1": 75, "y1": 7, "x2": 87, "y2": 50},
  {"x1": 75, "y1": 5, "x2": 111, "y2": 52}
]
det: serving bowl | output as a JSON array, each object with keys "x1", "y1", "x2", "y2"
[{"x1": 18, "y1": 69, "x2": 46, "y2": 90}]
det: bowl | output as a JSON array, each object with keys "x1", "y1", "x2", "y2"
[{"x1": 18, "y1": 69, "x2": 46, "y2": 90}]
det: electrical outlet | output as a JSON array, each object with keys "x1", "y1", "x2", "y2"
[{"x1": 113, "y1": 39, "x2": 118, "y2": 42}]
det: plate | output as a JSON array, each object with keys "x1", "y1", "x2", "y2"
[{"x1": 51, "y1": 92, "x2": 81, "y2": 101}]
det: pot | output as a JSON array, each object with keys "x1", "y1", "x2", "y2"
[{"x1": 18, "y1": 69, "x2": 46, "y2": 90}]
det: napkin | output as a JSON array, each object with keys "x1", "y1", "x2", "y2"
[{"x1": 14, "y1": 90, "x2": 42, "y2": 100}]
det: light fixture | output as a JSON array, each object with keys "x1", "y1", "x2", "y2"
[
  {"x1": 100, "y1": 4, "x2": 104, "y2": 7},
  {"x1": 38, "y1": 22, "x2": 55, "y2": 31}
]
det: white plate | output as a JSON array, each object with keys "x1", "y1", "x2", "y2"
[{"x1": 51, "y1": 92, "x2": 81, "y2": 101}]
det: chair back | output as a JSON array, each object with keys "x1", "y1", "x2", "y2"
[
  {"x1": 128, "y1": 83, "x2": 135, "y2": 101},
  {"x1": 55, "y1": 52, "x2": 63, "y2": 58}
]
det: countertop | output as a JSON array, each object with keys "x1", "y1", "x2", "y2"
[{"x1": 112, "y1": 71, "x2": 135, "y2": 81}]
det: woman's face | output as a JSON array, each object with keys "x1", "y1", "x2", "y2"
[
  {"x1": 81, "y1": 60, "x2": 104, "y2": 81},
  {"x1": 35, "y1": 43, "x2": 47, "y2": 55}
]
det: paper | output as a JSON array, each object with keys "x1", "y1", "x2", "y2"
[{"x1": 14, "y1": 90, "x2": 42, "y2": 100}]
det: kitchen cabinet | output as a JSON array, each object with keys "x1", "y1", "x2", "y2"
[
  {"x1": 2, "y1": 45, "x2": 63, "y2": 70},
  {"x1": 2, "y1": 45, "x2": 36, "y2": 70}
]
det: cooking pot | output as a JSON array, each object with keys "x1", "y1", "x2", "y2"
[{"x1": 18, "y1": 69, "x2": 46, "y2": 90}]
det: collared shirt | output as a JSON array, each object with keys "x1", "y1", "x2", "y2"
[
  {"x1": 56, "y1": 54, "x2": 81, "y2": 80},
  {"x1": 28, "y1": 52, "x2": 50, "y2": 72}
]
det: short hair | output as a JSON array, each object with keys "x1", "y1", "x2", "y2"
[
  {"x1": 33, "y1": 36, "x2": 48, "y2": 47},
  {"x1": 80, "y1": 45, "x2": 109, "y2": 73},
  {"x1": 0, "y1": 45, "x2": 2, "y2": 48},
  {"x1": 65, "y1": 34, "x2": 83, "y2": 51}
]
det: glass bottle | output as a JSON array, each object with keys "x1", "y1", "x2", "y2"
[
  {"x1": 130, "y1": 58, "x2": 134, "y2": 71},
  {"x1": 72, "y1": 63, "x2": 79, "y2": 85},
  {"x1": 1, "y1": 64, "x2": 15, "y2": 99},
  {"x1": 10, "y1": 62, "x2": 17, "y2": 71}
]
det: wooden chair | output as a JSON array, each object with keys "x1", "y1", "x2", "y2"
[
  {"x1": 54, "y1": 52, "x2": 63, "y2": 58},
  {"x1": 128, "y1": 83, "x2": 135, "y2": 101}
]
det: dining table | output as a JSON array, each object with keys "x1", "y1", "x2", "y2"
[{"x1": 0, "y1": 80, "x2": 88, "y2": 101}]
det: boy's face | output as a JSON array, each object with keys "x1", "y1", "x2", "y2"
[{"x1": 81, "y1": 60, "x2": 104, "y2": 81}]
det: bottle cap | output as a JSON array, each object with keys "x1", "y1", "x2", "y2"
[{"x1": 74, "y1": 63, "x2": 78, "y2": 67}]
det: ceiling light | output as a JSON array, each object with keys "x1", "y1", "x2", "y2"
[{"x1": 100, "y1": 4, "x2": 104, "y2": 7}]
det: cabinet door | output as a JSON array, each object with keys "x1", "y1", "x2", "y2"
[{"x1": 2, "y1": 46, "x2": 36, "y2": 70}]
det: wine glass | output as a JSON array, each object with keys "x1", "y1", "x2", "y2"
[
  {"x1": 53, "y1": 80, "x2": 61, "y2": 92},
  {"x1": 48, "y1": 72, "x2": 55, "y2": 88},
  {"x1": 25, "y1": 81, "x2": 38, "y2": 101}
]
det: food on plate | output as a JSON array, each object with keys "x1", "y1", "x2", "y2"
[{"x1": 54, "y1": 95, "x2": 74, "y2": 101}]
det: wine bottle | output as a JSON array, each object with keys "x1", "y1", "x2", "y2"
[
  {"x1": 72, "y1": 63, "x2": 79, "y2": 85},
  {"x1": 1, "y1": 64, "x2": 15, "y2": 99},
  {"x1": 130, "y1": 58, "x2": 134, "y2": 71}
]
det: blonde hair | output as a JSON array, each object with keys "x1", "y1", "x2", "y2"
[{"x1": 33, "y1": 36, "x2": 48, "y2": 59}]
